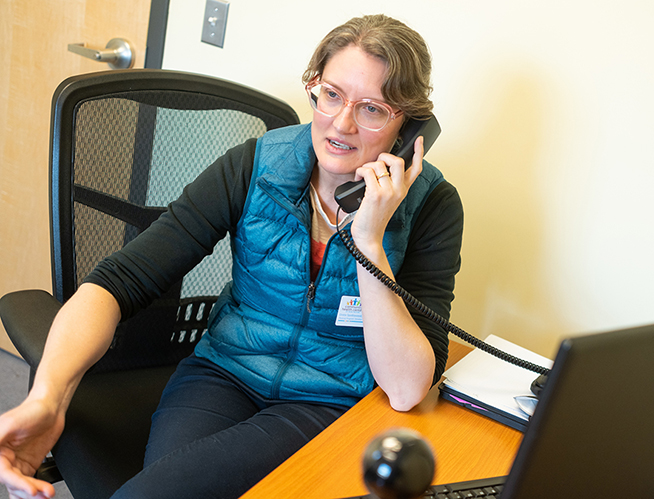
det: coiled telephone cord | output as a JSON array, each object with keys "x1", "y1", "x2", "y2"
[{"x1": 336, "y1": 213, "x2": 550, "y2": 376}]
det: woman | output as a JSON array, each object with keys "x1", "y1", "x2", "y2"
[{"x1": 0, "y1": 14, "x2": 463, "y2": 499}]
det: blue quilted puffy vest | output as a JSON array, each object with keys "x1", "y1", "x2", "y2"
[{"x1": 194, "y1": 124, "x2": 445, "y2": 407}]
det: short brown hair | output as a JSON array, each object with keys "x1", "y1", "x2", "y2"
[{"x1": 302, "y1": 14, "x2": 433, "y2": 119}]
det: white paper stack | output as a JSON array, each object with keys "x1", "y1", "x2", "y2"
[{"x1": 440, "y1": 335, "x2": 553, "y2": 431}]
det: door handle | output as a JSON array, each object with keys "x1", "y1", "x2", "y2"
[{"x1": 68, "y1": 38, "x2": 135, "y2": 69}]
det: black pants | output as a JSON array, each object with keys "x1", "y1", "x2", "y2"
[{"x1": 111, "y1": 354, "x2": 347, "y2": 499}]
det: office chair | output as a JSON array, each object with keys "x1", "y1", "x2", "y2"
[{"x1": 0, "y1": 69, "x2": 300, "y2": 498}]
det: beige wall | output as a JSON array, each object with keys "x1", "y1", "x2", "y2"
[{"x1": 161, "y1": 0, "x2": 654, "y2": 358}]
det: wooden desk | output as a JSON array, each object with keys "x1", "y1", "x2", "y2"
[{"x1": 241, "y1": 342, "x2": 523, "y2": 498}]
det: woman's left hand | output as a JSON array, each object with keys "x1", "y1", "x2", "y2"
[
  {"x1": 349, "y1": 135, "x2": 436, "y2": 412},
  {"x1": 350, "y1": 136, "x2": 424, "y2": 251}
]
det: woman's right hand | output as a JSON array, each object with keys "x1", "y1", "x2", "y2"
[
  {"x1": 0, "y1": 396, "x2": 65, "y2": 498},
  {"x1": 0, "y1": 283, "x2": 122, "y2": 499},
  {"x1": 0, "y1": 285, "x2": 121, "y2": 498}
]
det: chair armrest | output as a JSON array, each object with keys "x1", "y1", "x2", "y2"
[{"x1": 0, "y1": 290, "x2": 62, "y2": 368}]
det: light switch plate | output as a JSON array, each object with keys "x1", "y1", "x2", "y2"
[{"x1": 201, "y1": 0, "x2": 229, "y2": 48}]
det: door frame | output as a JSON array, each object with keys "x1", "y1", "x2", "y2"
[{"x1": 145, "y1": 0, "x2": 170, "y2": 68}]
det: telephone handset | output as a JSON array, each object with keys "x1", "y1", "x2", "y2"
[
  {"x1": 334, "y1": 115, "x2": 551, "y2": 390},
  {"x1": 334, "y1": 114, "x2": 442, "y2": 213}
]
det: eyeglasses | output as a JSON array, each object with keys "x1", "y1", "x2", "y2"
[{"x1": 305, "y1": 80, "x2": 403, "y2": 132}]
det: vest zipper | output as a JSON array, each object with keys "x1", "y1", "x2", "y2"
[
  {"x1": 306, "y1": 281, "x2": 316, "y2": 313},
  {"x1": 258, "y1": 179, "x2": 319, "y2": 399},
  {"x1": 270, "y1": 282, "x2": 314, "y2": 399}
]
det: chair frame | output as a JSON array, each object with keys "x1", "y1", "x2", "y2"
[{"x1": 1, "y1": 68, "x2": 300, "y2": 498}]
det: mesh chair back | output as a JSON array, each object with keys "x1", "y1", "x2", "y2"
[{"x1": 50, "y1": 69, "x2": 300, "y2": 371}]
